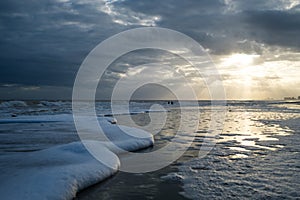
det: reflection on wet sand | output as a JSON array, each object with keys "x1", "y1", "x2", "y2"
[{"x1": 218, "y1": 110, "x2": 295, "y2": 153}]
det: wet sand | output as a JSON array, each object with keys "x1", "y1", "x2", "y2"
[{"x1": 76, "y1": 165, "x2": 188, "y2": 200}]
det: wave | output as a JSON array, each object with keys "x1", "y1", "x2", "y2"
[
  {"x1": 0, "y1": 115, "x2": 154, "y2": 199},
  {"x1": 0, "y1": 100, "x2": 28, "y2": 108},
  {"x1": 0, "y1": 141, "x2": 119, "y2": 200}
]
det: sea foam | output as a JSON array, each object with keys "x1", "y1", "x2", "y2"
[{"x1": 0, "y1": 114, "x2": 154, "y2": 200}]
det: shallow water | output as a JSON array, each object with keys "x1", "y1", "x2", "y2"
[{"x1": 0, "y1": 100, "x2": 299, "y2": 199}]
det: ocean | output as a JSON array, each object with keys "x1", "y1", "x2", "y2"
[{"x1": 0, "y1": 100, "x2": 299, "y2": 199}]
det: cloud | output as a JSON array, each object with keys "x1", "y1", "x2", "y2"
[
  {"x1": 114, "y1": 0, "x2": 300, "y2": 53},
  {"x1": 224, "y1": 0, "x2": 300, "y2": 12},
  {"x1": 0, "y1": 0, "x2": 299, "y2": 99},
  {"x1": 0, "y1": 0, "x2": 121, "y2": 88},
  {"x1": 242, "y1": 9, "x2": 300, "y2": 48},
  {"x1": 98, "y1": 0, "x2": 161, "y2": 26}
]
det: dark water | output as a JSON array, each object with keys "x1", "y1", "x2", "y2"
[{"x1": 76, "y1": 167, "x2": 188, "y2": 200}]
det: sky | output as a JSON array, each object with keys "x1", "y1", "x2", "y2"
[{"x1": 0, "y1": 0, "x2": 300, "y2": 100}]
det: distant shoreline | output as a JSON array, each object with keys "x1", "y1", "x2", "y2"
[{"x1": 1, "y1": 99, "x2": 299, "y2": 102}]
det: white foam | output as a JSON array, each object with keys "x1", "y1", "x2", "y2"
[
  {"x1": 0, "y1": 114, "x2": 73, "y2": 123},
  {"x1": 0, "y1": 114, "x2": 116, "y2": 124},
  {"x1": 161, "y1": 173, "x2": 184, "y2": 181},
  {"x1": 101, "y1": 123, "x2": 154, "y2": 153},
  {"x1": 0, "y1": 141, "x2": 120, "y2": 200},
  {"x1": 0, "y1": 101, "x2": 27, "y2": 108},
  {"x1": 38, "y1": 101, "x2": 66, "y2": 107},
  {"x1": 0, "y1": 114, "x2": 154, "y2": 199}
]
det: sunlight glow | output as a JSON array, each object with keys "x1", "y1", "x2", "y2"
[
  {"x1": 221, "y1": 53, "x2": 260, "y2": 67},
  {"x1": 218, "y1": 54, "x2": 268, "y2": 99}
]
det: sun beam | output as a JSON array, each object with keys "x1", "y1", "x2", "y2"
[{"x1": 219, "y1": 53, "x2": 266, "y2": 99}]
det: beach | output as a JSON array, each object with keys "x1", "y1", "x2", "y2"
[{"x1": 0, "y1": 100, "x2": 299, "y2": 199}]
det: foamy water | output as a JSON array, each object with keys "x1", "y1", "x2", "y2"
[
  {"x1": 177, "y1": 101, "x2": 300, "y2": 199},
  {"x1": 0, "y1": 100, "x2": 299, "y2": 199}
]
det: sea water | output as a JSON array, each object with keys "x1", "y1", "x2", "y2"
[{"x1": 0, "y1": 100, "x2": 299, "y2": 199}]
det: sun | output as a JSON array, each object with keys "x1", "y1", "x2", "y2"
[
  {"x1": 220, "y1": 53, "x2": 265, "y2": 78},
  {"x1": 221, "y1": 53, "x2": 260, "y2": 67},
  {"x1": 219, "y1": 53, "x2": 267, "y2": 99}
]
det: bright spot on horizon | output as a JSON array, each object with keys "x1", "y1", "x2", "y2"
[
  {"x1": 217, "y1": 53, "x2": 269, "y2": 100},
  {"x1": 219, "y1": 53, "x2": 265, "y2": 81},
  {"x1": 221, "y1": 53, "x2": 260, "y2": 67}
]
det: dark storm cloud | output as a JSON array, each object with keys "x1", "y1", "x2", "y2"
[
  {"x1": 115, "y1": 0, "x2": 300, "y2": 53},
  {"x1": 0, "y1": 0, "x2": 124, "y2": 88},
  {"x1": 242, "y1": 10, "x2": 300, "y2": 48}
]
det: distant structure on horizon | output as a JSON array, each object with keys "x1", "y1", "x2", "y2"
[{"x1": 284, "y1": 96, "x2": 298, "y2": 100}]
